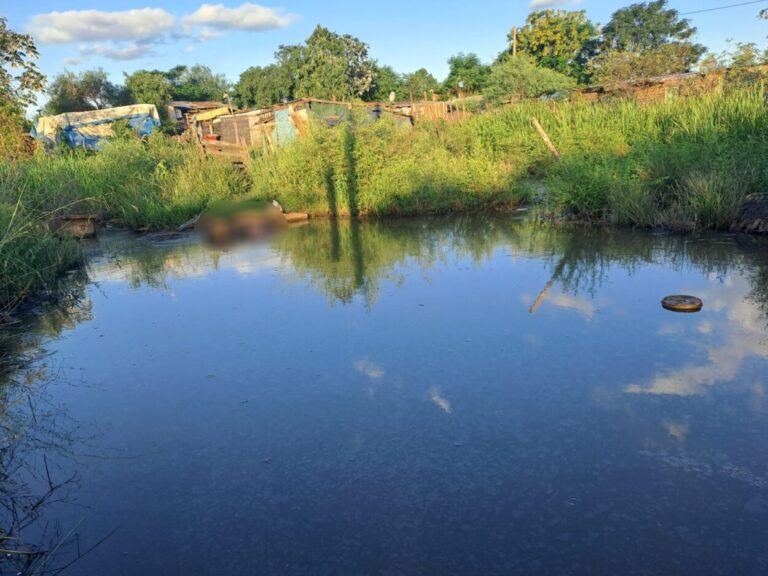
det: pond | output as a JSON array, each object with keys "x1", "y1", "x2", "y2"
[{"x1": 3, "y1": 216, "x2": 768, "y2": 575}]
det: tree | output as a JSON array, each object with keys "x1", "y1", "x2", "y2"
[
  {"x1": 0, "y1": 17, "x2": 44, "y2": 108},
  {"x1": 171, "y1": 64, "x2": 230, "y2": 101},
  {"x1": 366, "y1": 64, "x2": 406, "y2": 102},
  {"x1": 727, "y1": 42, "x2": 767, "y2": 69},
  {"x1": 277, "y1": 26, "x2": 375, "y2": 101},
  {"x1": 443, "y1": 53, "x2": 490, "y2": 96},
  {"x1": 124, "y1": 70, "x2": 173, "y2": 116},
  {"x1": 602, "y1": 0, "x2": 703, "y2": 55},
  {"x1": 698, "y1": 53, "x2": 723, "y2": 74},
  {"x1": 483, "y1": 55, "x2": 575, "y2": 104},
  {"x1": 403, "y1": 68, "x2": 440, "y2": 99},
  {"x1": 590, "y1": 43, "x2": 703, "y2": 85},
  {"x1": 512, "y1": 10, "x2": 598, "y2": 82},
  {"x1": 235, "y1": 64, "x2": 293, "y2": 108},
  {"x1": 45, "y1": 69, "x2": 126, "y2": 114}
]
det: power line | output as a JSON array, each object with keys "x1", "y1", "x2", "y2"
[{"x1": 680, "y1": 0, "x2": 768, "y2": 16}]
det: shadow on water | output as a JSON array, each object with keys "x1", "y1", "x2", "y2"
[{"x1": 324, "y1": 167, "x2": 341, "y2": 263}]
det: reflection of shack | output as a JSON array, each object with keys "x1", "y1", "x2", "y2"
[
  {"x1": 167, "y1": 101, "x2": 225, "y2": 131},
  {"x1": 193, "y1": 98, "x2": 412, "y2": 161}
]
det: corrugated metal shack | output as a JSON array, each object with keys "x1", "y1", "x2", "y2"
[{"x1": 193, "y1": 98, "x2": 412, "y2": 161}]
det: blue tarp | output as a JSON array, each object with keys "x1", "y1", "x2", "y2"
[{"x1": 31, "y1": 104, "x2": 161, "y2": 150}]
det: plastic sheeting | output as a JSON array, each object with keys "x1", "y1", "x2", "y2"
[{"x1": 31, "y1": 104, "x2": 161, "y2": 150}]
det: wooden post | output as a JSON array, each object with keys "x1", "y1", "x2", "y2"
[
  {"x1": 529, "y1": 257, "x2": 568, "y2": 315},
  {"x1": 531, "y1": 118, "x2": 561, "y2": 161},
  {"x1": 512, "y1": 26, "x2": 518, "y2": 58}
]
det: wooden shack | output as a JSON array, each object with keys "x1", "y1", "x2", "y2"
[
  {"x1": 192, "y1": 98, "x2": 412, "y2": 160},
  {"x1": 168, "y1": 101, "x2": 225, "y2": 131}
]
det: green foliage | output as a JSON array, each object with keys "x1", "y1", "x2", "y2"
[
  {"x1": 726, "y1": 42, "x2": 768, "y2": 68},
  {"x1": 674, "y1": 172, "x2": 747, "y2": 231},
  {"x1": 235, "y1": 64, "x2": 293, "y2": 108},
  {"x1": 0, "y1": 136, "x2": 251, "y2": 310},
  {"x1": 590, "y1": 43, "x2": 703, "y2": 85},
  {"x1": 367, "y1": 64, "x2": 407, "y2": 102},
  {"x1": 484, "y1": 55, "x2": 575, "y2": 103},
  {"x1": 601, "y1": 0, "x2": 704, "y2": 56},
  {"x1": 249, "y1": 112, "x2": 525, "y2": 216},
  {"x1": 124, "y1": 70, "x2": 174, "y2": 117},
  {"x1": 444, "y1": 53, "x2": 491, "y2": 96},
  {"x1": 277, "y1": 26, "x2": 375, "y2": 101},
  {"x1": 403, "y1": 68, "x2": 440, "y2": 99},
  {"x1": 170, "y1": 64, "x2": 230, "y2": 101},
  {"x1": 512, "y1": 10, "x2": 598, "y2": 81},
  {"x1": 0, "y1": 100, "x2": 32, "y2": 160},
  {"x1": 45, "y1": 68, "x2": 127, "y2": 114},
  {"x1": 0, "y1": 17, "x2": 45, "y2": 107}
]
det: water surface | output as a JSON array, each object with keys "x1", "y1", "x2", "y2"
[{"x1": 4, "y1": 216, "x2": 768, "y2": 575}]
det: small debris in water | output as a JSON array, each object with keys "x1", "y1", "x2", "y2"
[
  {"x1": 262, "y1": 458, "x2": 272, "y2": 464},
  {"x1": 662, "y1": 295, "x2": 703, "y2": 313}
]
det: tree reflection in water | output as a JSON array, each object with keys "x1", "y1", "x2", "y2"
[{"x1": 0, "y1": 272, "x2": 102, "y2": 575}]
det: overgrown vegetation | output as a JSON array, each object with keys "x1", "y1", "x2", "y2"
[
  {"x1": 0, "y1": 135, "x2": 248, "y2": 312},
  {"x1": 3, "y1": 86, "x2": 766, "y2": 311}
]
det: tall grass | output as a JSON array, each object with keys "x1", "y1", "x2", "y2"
[
  {"x1": 2, "y1": 87, "x2": 766, "y2": 310},
  {"x1": 0, "y1": 134, "x2": 249, "y2": 312},
  {"x1": 248, "y1": 87, "x2": 767, "y2": 228}
]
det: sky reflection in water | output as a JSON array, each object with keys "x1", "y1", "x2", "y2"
[{"x1": 5, "y1": 216, "x2": 768, "y2": 575}]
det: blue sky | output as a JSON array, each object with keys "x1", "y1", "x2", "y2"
[{"x1": 5, "y1": 1, "x2": 768, "y2": 86}]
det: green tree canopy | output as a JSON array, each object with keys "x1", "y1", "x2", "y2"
[
  {"x1": 124, "y1": 70, "x2": 174, "y2": 117},
  {"x1": 0, "y1": 17, "x2": 44, "y2": 108},
  {"x1": 403, "y1": 68, "x2": 440, "y2": 99},
  {"x1": 367, "y1": 64, "x2": 407, "y2": 102},
  {"x1": 602, "y1": 0, "x2": 702, "y2": 54},
  {"x1": 443, "y1": 53, "x2": 491, "y2": 96},
  {"x1": 277, "y1": 26, "x2": 375, "y2": 101},
  {"x1": 512, "y1": 10, "x2": 598, "y2": 81},
  {"x1": 235, "y1": 64, "x2": 294, "y2": 108},
  {"x1": 170, "y1": 64, "x2": 230, "y2": 101},
  {"x1": 484, "y1": 55, "x2": 575, "y2": 104},
  {"x1": 45, "y1": 69, "x2": 126, "y2": 114},
  {"x1": 590, "y1": 43, "x2": 704, "y2": 85}
]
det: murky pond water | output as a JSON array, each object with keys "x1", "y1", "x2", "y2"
[{"x1": 3, "y1": 216, "x2": 768, "y2": 575}]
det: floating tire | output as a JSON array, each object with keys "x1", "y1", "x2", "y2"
[{"x1": 662, "y1": 295, "x2": 703, "y2": 313}]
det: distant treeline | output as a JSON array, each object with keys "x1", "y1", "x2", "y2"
[{"x1": 22, "y1": 0, "x2": 768, "y2": 121}]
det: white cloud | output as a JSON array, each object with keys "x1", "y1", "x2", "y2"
[
  {"x1": 429, "y1": 387, "x2": 452, "y2": 414},
  {"x1": 355, "y1": 359, "x2": 385, "y2": 381},
  {"x1": 529, "y1": 0, "x2": 582, "y2": 9},
  {"x1": 28, "y1": 9, "x2": 175, "y2": 44},
  {"x1": 198, "y1": 28, "x2": 223, "y2": 42},
  {"x1": 182, "y1": 3, "x2": 295, "y2": 32},
  {"x1": 79, "y1": 43, "x2": 156, "y2": 61}
]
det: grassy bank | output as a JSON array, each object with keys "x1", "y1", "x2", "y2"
[
  {"x1": 1, "y1": 86, "x2": 766, "y2": 312},
  {"x1": 0, "y1": 135, "x2": 249, "y2": 313},
  {"x1": 249, "y1": 87, "x2": 767, "y2": 227}
]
